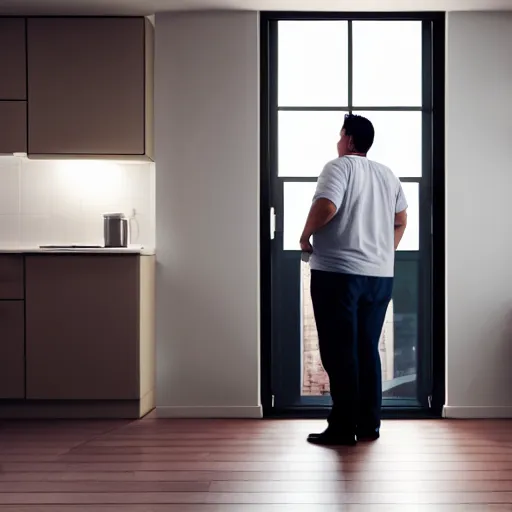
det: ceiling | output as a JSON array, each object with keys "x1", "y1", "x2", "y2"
[{"x1": 0, "y1": 0, "x2": 510, "y2": 15}]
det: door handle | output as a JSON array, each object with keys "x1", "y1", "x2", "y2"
[{"x1": 270, "y1": 207, "x2": 276, "y2": 240}]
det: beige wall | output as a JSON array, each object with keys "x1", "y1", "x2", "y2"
[{"x1": 154, "y1": 11, "x2": 261, "y2": 417}]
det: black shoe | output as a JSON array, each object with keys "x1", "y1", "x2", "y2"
[
  {"x1": 307, "y1": 428, "x2": 357, "y2": 446},
  {"x1": 356, "y1": 427, "x2": 380, "y2": 441}
]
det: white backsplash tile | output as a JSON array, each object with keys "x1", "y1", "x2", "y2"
[
  {"x1": 0, "y1": 157, "x2": 155, "y2": 248},
  {"x1": 20, "y1": 161, "x2": 57, "y2": 215},
  {"x1": 0, "y1": 215, "x2": 21, "y2": 247},
  {"x1": 0, "y1": 158, "x2": 20, "y2": 215},
  {"x1": 20, "y1": 214, "x2": 56, "y2": 246}
]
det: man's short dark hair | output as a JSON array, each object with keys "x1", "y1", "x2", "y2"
[{"x1": 342, "y1": 114, "x2": 375, "y2": 154}]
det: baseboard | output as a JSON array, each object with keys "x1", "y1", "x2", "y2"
[
  {"x1": 443, "y1": 405, "x2": 512, "y2": 419},
  {"x1": 0, "y1": 399, "x2": 143, "y2": 419},
  {"x1": 156, "y1": 405, "x2": 263, "y2": 419}
]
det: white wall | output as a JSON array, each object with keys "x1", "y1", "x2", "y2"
[
  {"x1": 153, "y1": 9, "x2": 512, "y2": 419},
  {"x1": 445, "y1": 12, "x2": 512, "y2": 417},
  {"x1": 155, "y1": 11, "x2": 261, "y2": 417},
  {"x1": 0, "y1": 157, "x2": 155, "y2": 248}
]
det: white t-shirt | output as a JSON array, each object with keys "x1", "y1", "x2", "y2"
[{"x1": 310, "y1": 155, "x2": 408, "y2": 278}]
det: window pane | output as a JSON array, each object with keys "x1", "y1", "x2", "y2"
[
  {"x1": 398, "y1": 182, "x2": 419, "y2": 251},
  {"x1": 278, "y1": 21, "x2": 349, "y2": 107},
  {"x1": 279, "y1": 111, "x2": 343, "y2": 177},
  {"x1": 352, "y1": 21, "x2": 422, "y2": 107},
  {"x1": 283, "y1": 181, "x2": 316, "y2": 250},
  {"x1": 383, "y1": 259, "x2": 419, "y2": 399},
  {"x1": 358, "y1": 111, "x2": 422, "y2": 178}
]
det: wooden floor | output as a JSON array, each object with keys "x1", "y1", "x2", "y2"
[{"x1": 1, "y1": 418, "x2": 512, "y2": 511}]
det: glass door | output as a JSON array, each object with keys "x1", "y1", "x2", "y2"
[{"x1": 267, "y1": 16, "x2": 437, "y2": 412}]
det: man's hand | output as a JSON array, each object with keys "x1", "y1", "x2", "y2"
[{"x1": 300, "y1": 234, "x2": 313, "y2": 253}]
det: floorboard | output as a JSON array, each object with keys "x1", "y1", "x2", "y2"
[{"x1": 1, "y1": 419, "x2": 512, "y2": 510}]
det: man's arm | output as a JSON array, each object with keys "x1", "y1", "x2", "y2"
[
  {"x1": 300, "y1": 199, "x2": 338, "y2": 252},
  {"x1": 394, "y1": 180, "x2": 408, "y2": 250},
  {"x1": 299, "y1": 161, "x2": 348, "y2": 252},
  {"x1": 394, "y1": 209, "x2": 407, "y2": 250}
]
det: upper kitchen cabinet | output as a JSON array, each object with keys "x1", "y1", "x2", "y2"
[
  {"x1": 0, "y1": 18, "x2": 26, "y2": 100},
  {"x1": 0, "y1": 101, "x2": 27, "y2": 154},
  {"x1": 27, "y1": 17, "x2": 154, "y2": 160}
]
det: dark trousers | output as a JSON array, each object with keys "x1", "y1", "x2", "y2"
[{"x1": 311, "y1": 270, "x2": 393, "y2": 434}]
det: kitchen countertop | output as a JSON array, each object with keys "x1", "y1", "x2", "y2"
[{"x1": 0, "y1": 246, "x2": 155, "y2": 255}]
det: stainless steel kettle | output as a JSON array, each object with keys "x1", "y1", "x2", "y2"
[{"x1": 103, "y1": 213, "x2": 128, "y2": 248}]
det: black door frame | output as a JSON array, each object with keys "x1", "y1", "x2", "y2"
[{"x1": 260, "y1": 11, "x2": 445, "y2": 418}]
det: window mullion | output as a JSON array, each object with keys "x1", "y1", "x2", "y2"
[{"x1": 348, "y1": 20, "x2": 353, "y2": 112}]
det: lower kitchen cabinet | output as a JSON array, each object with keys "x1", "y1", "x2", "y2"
[
  {"x1": 25, "y1": 254, "x2": 155, "y2": 407},
  {"x1": 0, "y1": 254, "x2": 24, "y2": 300},
  {"x1": 0, "y1": 301, "x2": 25, "y2": 399}
]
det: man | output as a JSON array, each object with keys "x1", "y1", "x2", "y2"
[{"x1": 300, "y1": 114, "x2": 407, "y2": 446}]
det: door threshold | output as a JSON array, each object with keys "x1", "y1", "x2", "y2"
[{"x1": 265, "y1": 406, "x2": 441, "y2": 419}]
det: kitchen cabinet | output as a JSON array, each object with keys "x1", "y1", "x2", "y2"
[
  {"x1": 0, "y1": 301, "x2": 25, "y2": 399},
  {"x1": 27, "y1": 17, "x2": 153, "y2": 159},
  {"x1": 0, "y1": 18, "x2": 26, "y2": 100},
  {"x1": 0, "y1": 255, "x2": 24, "y2": 300},
  {"x1": 0, "y1": 101, "x2": 27, "y2": 154},
  {"x1": 0, "y1": 255, "x2": 25, "y2": 399},
  {"x1": 25, "y1": 254, "x2": 144, "y2": 400},
  {"x1": 0, "y1": 252, "x2": 155, "y2": 419}
]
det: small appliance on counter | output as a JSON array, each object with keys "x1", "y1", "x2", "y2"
[{"x1": 103, "y1": 213, "x2": 129, "y2": 248}]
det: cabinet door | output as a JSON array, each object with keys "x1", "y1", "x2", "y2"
[
  {"x1": 25, "y1": 255, "x2": 140, "y2": 400},
  {"x1": 0, "y1": 18, "x2": 26, "y2": 100},
  {"x1": 0, "y1": 301, "x2": 25, "y2": 399},
  {"x1": 0, "y1": 255, "x2": 24, "y2": 300},
  {"x1": 27, "y1": 17, "x2": 145, "y2": 156},
  {"x1": 0, "y1": 101, "x2": 27, "y2": 154}
]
